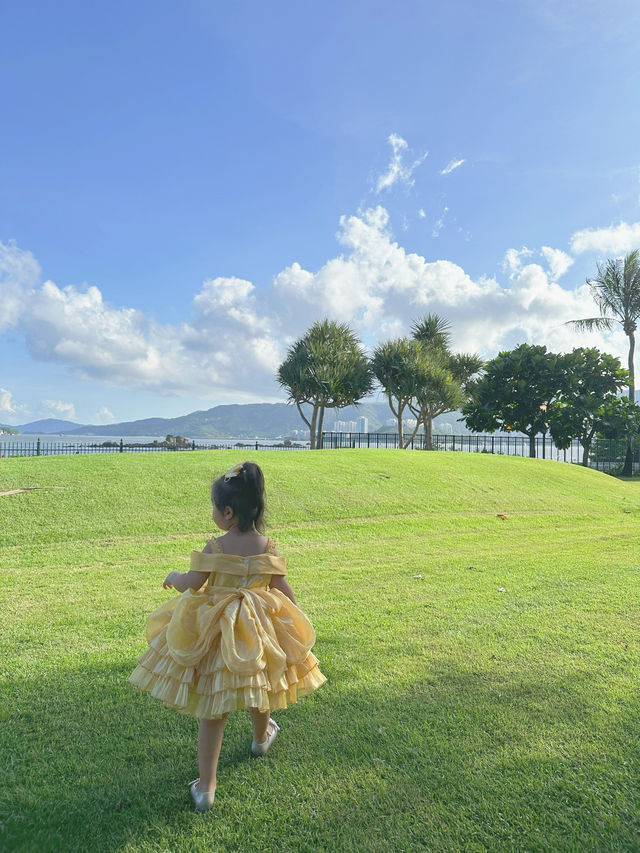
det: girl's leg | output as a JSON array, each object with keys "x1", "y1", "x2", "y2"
[
  {"x1": 198, "y1": 715, "x2": 228, "y2": 791},
  {"x1": 250, "y1": 708, "x2": 271, "y2": 743}
]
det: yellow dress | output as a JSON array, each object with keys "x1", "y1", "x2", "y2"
[{"x1": 128, "y1": 538, "x2": 326, "y2": 719}]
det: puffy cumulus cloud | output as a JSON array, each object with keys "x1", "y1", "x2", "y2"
[
  {"x1": 504, "y1": 246, "x2": 573, "y2": 281},
  {"x1": 21, "y1": 281, "x2": 175, "y2": 387},
  {"x1": 540, "y1": 246, "x2": 574, "y2": 280},
  {"x1": 0, "y1": 242, "x2": 283, "y2": 398},
  {"x1": 273, "y1": 206, "x2": 497, "y2": 340},
  {"x1": 272, "y1": 210, "x2": 629, "y2": 364},
  {"x1": 0, "y1": 211, "x2": 634, "y2": 404},
  {"x1": 0, "y1": 388, "x2": 19, "y2": 416},
  {"x1": 502, "y1": 247, "x2": 534, "y2": 277},
  {"x1": 374, "y1": 134, "x2": 428, "y2": 193},
  {"x1": 570, "y1": 221, "x2": 640, "y2": 255},
  {"x1": 0, "y1": 241, "x2": 41, "y2": 332},
  {"x1": 0, "y1": 388, "x2": 30, "y2": 424},
  {"x1": 92, "y1": 407, "x2": 115, "y2": 425},
  {"x1": 42, "y1": 399, "x2": 77, "y2": 420}
]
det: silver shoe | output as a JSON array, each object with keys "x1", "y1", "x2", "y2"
[
  {"x1": 189, "y1": 778, "x2": 216, "y2": 812},
  {"x1": 251, "y1": 719, "x2": 280, "y2": 756}
]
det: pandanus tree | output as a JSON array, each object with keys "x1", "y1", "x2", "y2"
[
  {"x1": 370, "y1": 338, "x2": 429, "y2": 448},
  {"x1": 565, "y1": 250, "x2": 640, "y2": 475},
  {"x1": 277, "y1": 319, "x2": 373, "y2": 449},
  {"x1": 410, "y1": 314, "x2": 483, "y2": 449}
]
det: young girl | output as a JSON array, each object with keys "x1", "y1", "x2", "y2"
[{"x1": 129, "y1": 460, "x2": 326, "y2": 812}]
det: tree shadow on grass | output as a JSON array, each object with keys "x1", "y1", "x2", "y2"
[{"x1": 1, "y1": 658, "x2": 639, "y2": 853}]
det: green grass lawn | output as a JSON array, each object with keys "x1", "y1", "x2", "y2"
[{"x1": 1, "y1": 450, "x2": 639, "y2": 852}]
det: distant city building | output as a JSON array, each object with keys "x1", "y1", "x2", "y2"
[
  {"x1": 384, "y1": 417, "x2": 417, "y2": 430},
  {"x1": 356, "y1": 416, "x2": 368, "y2": 433},
  {"x1": 332, "y1": 420, "x2": 358, "y2": 433}
]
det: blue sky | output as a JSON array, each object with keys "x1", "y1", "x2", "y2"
[{"x1": 1, "y1": 0, "x2": 640, "y2": 425}]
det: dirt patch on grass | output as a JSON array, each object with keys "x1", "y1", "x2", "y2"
[{"x1": 0, "y1": 487, "x2": 67, "y2": 497}]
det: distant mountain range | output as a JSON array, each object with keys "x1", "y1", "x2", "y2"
[
  {"x1": 4, "y1": 418, "x2": 80, "y2": 434},
  {"x1": 5, "y1": 402, "x2": 472, "y2": 438}
]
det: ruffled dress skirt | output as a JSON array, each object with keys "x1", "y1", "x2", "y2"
[{"x1": 129, "y1": 550, "x2": 326, "y2": 719}]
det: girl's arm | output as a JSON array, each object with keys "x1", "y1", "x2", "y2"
[
  {"x1": 267, "y1": 542, "x2": 298, "y2": 604},
  {"x1": 163, "y1": 540, "x2": 213, "y2": 592},
  {"x1": 163, "y1": 570, "x2": 209, "y2": 592},
  {"x1": 269, "y1": 574, "x2": 298, "y2": 605}
]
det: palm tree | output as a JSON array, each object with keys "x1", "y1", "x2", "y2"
[{"x1": 566, "y1": 249, "x2": 640, "y2": 475}]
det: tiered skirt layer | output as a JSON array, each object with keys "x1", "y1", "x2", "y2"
[{"x1": 129, "y1": 584, "x2": 326, "y2": 719}]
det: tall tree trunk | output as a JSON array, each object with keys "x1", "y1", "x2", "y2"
[
  {"x1": 623, "y1": 331, "x2": 636, "y2": 476},
  {"x1": 582, "y1": 439, "x2": 590, "y2": 467},
  {"x1": 296, "y1": 400, "x2": 312, "y2": 432},
  {"x1": 402, "y1": 419, "x2": 421, "y2": 449},
  {"x1": 316, "y1": 405, "x2": 326, "y2": 449},
  {"x1": 628, "y1": 330, "x2": 635, "y2": 401},
  {"x1": 396, "y1": 402, "x2": 405, "y2": 448},
  {"x1": 529, "y1": 432, "x2": 536, "y2": 458},
  {"x1": 425, "y1": 414, "x2": 433, "y2": 450},
  {"x1": 309, "y1": 404, "x2": 319, "y2": 450}
]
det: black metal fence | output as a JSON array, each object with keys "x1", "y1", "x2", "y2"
[
  {"x1": 2, "y1": 433, "x2": 637, "y2": 473},
  {"x1": 0, "y1": 438, "x2": 309, "y2": 458},
  {"x1": 321, "y1": 432, "x2": 637, "y2": 472}
]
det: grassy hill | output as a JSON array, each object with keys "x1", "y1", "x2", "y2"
[{"x1": 1, "y1": 451, "x2": 639, "y2": 852}]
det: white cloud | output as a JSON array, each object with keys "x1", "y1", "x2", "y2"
[
  {"x1": 42, "y1": 399, "x2": 77, "y2": 421},
  {"x1": 0, "y1": 208, "x2": 634, "y2": 405},
  {"x1": 374, "y1": 134, "x2": 427, "y2": 193},
  {"x1": 418, "y1": 208, "x2": 426, "y2": 219},
  {"x1": 540, "y1": 246, "x2": 574, "y2": 280},
  {"x1": 0, "y1": 388, "x2": 30, "y2": 423},
  {"x1": 92, "y1": 407, "x2": 115, "y2": 425},
  {"x1": 570, "y1": 221, "x2": 640, "y2": 255},
  {"x1": 0, "y1": 241, "x2": 41, "y2": 332},
  {"x1": 502, "y1": 247, "x2": 535, "y2": 277},
  {"x1": 271, "y1": 210, "x2": 628, "y2": 362},
  {"x1": 503, "y1": 246, "x2": 573, "y2": 282},
  {"x1": 440, "y1": 158, "x2": 466, "y2": 175},
  {"x1": 432, "y1": 206, "x2": 449, "y2": 237},
  {"x1": 0, "y1": 246, "x2": 284, "y2": 398},
  {"x1": 0, "y1": 388, "x2": 18, "y2": 416}
]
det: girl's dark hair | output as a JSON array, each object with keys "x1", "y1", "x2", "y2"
[{"x1": 212, "y1": 461, "x2": 266, "y2": 532}]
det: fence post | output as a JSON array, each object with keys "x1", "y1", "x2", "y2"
[
  {"x1": 119, "y1": 438, "x2": 124, "y2": 453},
  {"x1": 36, "y1": 438, "x2": 41, "y2": 456}
]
